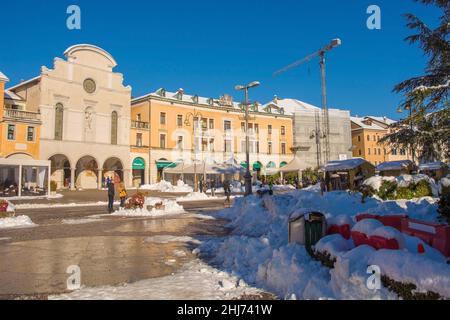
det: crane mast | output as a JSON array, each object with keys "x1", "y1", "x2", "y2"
[{"x1": 274, "y1": 39, "x2": 341, "y2": 166}]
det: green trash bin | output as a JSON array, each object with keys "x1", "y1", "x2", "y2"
[{"x1": 304, "y1": 212, "x2": 327, "y2": 256}]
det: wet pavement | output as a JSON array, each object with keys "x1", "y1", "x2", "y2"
[{"x1": 0, "y1": 199, "x2": 233, "y2": 299}]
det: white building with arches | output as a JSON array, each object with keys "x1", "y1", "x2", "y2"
[{"x1": 7, "y1": 44, "x2": 132, "y2": 190}]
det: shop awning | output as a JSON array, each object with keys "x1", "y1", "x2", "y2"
[
  {"x1": 253, "y1": 162, "x2": 262, "y2": 170},
  {"x1": 279, "y1": 157, "x2": 303, "y2": 173},
  {"x1": 157, "y1": 161, "x2": 178, "y2": 170},
  {"x1": 132, "y1": 158, "x2": 146, "y2": 170}
]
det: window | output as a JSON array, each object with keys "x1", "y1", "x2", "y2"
[
  {"x1": 358, "y1": 136, "x2": 361, "y2": 142},
  {"x1": 177, "y1": 115, "x2": 183, "y2": 127},
  {"x1": 281, "y1": 126, "x2": 286, "y2": 136},
  {"x1": 377, "y1": 135, "x2": 380, "y2": 141},
  {"x1": 367, "y1": 135, "x2": 370, "y2": 141},
  {"x1": 111, "y1": 111, "x2": 118, "y2": 145},
  {"x1": 400, "y1": 149, "x2": 406, "y2": 156},
  {"x1": 136, "y1": 133, "x2": 143, "y2": 147},
  {"x1": 359, "y1": 150, "x2": 362, "y2": 156},
  {"x1": 27, "y1": 127, "x2": 35, "y2": 142},
  {"x1": 55, "y1": 103, "x2": 64, "y2": 141},
  {"x1": 241, "y1": 122, "x2": 246, "y2": 133},
  {"x1": 248, "y1": 123, "x2": 253, "y2": 135},
  {"x1": 209, "y1": 138, "x2": 215, "y2": 152},
  {"x1": 209, "y1": 119, "x2": 214, "y2": 130},
  {"x1": 392, "y1": 148, "x2": 397, "y2": 156},
  {"x1": 368, "y1": 148, "x2": 371, "y2": 155},
  {"x1": 384, "y1": 149, "x2": 387, "y2": 155},
  {"x1": 160, "y1": 134, "x2": 166, "y2": 149},
  {"x1": 378, "y1": 148, "x2": 381, "y2": 155},
  {"x1": 268, "y1": 142, "x2": 273, "y2": 155},
  {"x1": 256, "y1": 141, "x2": 260, "y2": 154},
  {"x1": 7, "y1": 124, "x2": 15, "y2": 140},
  {"x1": 136, "y1": 114, "x2": 142, "y2": 121},
  {"x1": 224, "y1": 120, "x2": 231, "y2": 132},
  {"x1": 160, "y1": 112, "x2": 166, "y2": 125},
  {"x1": 224, "y1": 139, "x2": 232, "y2": 152},
  {"x1": 177, "y1": 136, "x2": 183, "y2": 150},
  {"x1": 255, "y1": 124, "x2": 259, "y2": 134},
  {"x1": 281, "y1": 143, "x2": 286, "y2": 155},
  {"x1": 373, "y1": 135, "x2": 376, "y2": 141},
  {"x1": 268, "y1": 125, "x2": 273, "y2": 135},
  {"x1": 202, "y1": 138, "x2": 208, "y2": 151},
  {"x1": 201, "y1": 118, "x2": 208, "y2": 131}
]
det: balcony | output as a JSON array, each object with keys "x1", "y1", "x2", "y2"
[
  {"x1": 3, "y1": 109, "x2": 41, "y2": 123},
  {"x1": 131, "y1": 120, "x2": 150, "y2": 129}
]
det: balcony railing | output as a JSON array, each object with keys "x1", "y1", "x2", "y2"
[
  {"x1": 131, "y1": 120, "x2": 150, "y2": 129},
  {"x1": 3, "y1": 109, "x2": 41, "y2": 121}
]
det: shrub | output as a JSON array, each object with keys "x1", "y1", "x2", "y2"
[
  {"x1": 438, "y1": 186, "x2": 450, "y2": 223},
  {"x1": 50, "y1": 181, "x2": 58, "y2": 192},
  {"x1": 381, "y1": 275, "x2": 442, "y2": 300},
  {"x1": 395, "y1": 187, "x2": 416, "y2": 200},
  {"x1": 312, "y1": 250, "x2": 336, "y2": 269},
  {"x1": 414, "y1": 179, "x2": 433, "y2": 198},
  {"x1": 378, "y1": 180, "x2": 397, "y2": 200}
]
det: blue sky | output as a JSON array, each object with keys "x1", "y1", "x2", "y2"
[{"x1": 0, "y1": 0, "x2": 442, "y2": 119}]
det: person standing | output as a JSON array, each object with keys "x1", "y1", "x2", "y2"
[
  {"x1": 198, "y1": 179, "x2": 203, "y2": 193},
  {"x1": 210, "y1": 179, "x2": 216, "y2": 197},
  {"x1": 107, "y1": 181, "x2": 115, "y2": 213},
  {"x1": 223, "y1": 179, "x2": 231, "y2": 205},
  {"x1": 118, "y1": 182, "x2": 127, "y2": 208}
]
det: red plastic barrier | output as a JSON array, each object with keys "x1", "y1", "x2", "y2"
[
  {"x1": 351, "y1": 231, "x2": 371, "y2": 247},
  {"x1": 327, "y1": 224, "x2": 351, "y2": 240},
  {"x1": 356, "y1": 214, "x2": 407, "y2": 231},
  {"x1": 433, "y1": 225, "x2": 450, "y2": 257},
  {"x1": 369, "y1": 235, "x2": 400, "y2": 250},
  {"x1": 401, "y1": 218, "x2": 437, "y2": 246}
]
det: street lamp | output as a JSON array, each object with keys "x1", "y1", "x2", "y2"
[
  {"x1": 184, "y1": 110, "x2": 204, "y2": 192},
  {"x1": 235, "y1": 81, "x2": 260, "y2": 196}
]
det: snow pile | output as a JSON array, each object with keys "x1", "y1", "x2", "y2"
[
  {"x1": 140, "y1": 180, "x2": 193, "y2": 193},
  {"x1": 363, "y1": 176, "x2": 395, "y2": 191},
  {"x1": 371, "y1": 226, "x2": 406, "y2": 249},
  {"x1": 0, "y1": 215, "x2": 36, "y2": 229},
  {"x1": 327, "y1": 214, "x2": 354, "y2": 227},
  {"x1": 50, "y1": 259, "x2": 267, "y2": 300},
  {"x1": 177, "y1": 192, "x2": 215, "y2": 202},
  {"x1": 144, "y1": 235, "x2": 201, "y2": 245},
  {"x1": 272, "y1": 185, "x2": 296, "y2": 192},
  {"x1": 363, "y1": 174, "x2": 438, "y2": 194},
  {"x1": 314, "y1": 234, "x2": 354, "y2": 258},
  {"x1": 352, "y1": 219, "x2": 384, "y2": 235},
  {"x1": 112, "y1": 199, "x2": 185, "y2": 217},
  {"x1": 199, "y1": 189, "x2": 445, "y2": 300}
]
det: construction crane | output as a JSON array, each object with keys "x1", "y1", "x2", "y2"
[{"x1": 274, "y1": 38, "x2": 342, "y2": 166}]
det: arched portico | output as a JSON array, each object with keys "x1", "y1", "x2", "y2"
[
  {"x1": 75, "y1": 156, "x2": 99, "y2": 189},
  {"x1": 49, "y1": 154, "x2": 71, "y2": 189},
  {"x1": 102, "y1": 157, "x2": 124, "y2": 188}
]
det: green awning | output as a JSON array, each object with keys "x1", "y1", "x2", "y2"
[
  {"x1": 267, "y1": 162, "x2": 276, "y2": 168},
  {"x1": 132, "y1": 157, "x2": 146, "y2": 170},
  {"x1": 240, "y1": 162, "x2": 248, "y2": 169},
  {"x1": 253, "y1": 162, "x2": 262, "y2": 170},
  {"x1": 157, "y1": 161, "x2": 178, "y2": 170},
  {"x1": 280, "y1": 162, "x2": 288, "y2": 168}
]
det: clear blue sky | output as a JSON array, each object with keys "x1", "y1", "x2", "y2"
[{"x1": 0, "y1": 0, "x2": 442, "y2": 119}]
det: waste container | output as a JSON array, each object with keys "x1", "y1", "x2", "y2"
[
  {"x1": 305, "y1": 212, "x2": 327, "y2": 255},
  {"x1": 289, "y1": 214, "x2": 306, "y2": 245}
]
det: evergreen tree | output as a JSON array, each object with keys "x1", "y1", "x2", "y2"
[{"x1": 381, "y1": 0, "x2": 449, "y2": 162}]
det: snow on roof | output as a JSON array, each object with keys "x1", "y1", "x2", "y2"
[
  {"x1": 419, "y1": 162, "x2": 447, "y2": 171},
  {"x1": 367, "y1": 116, "x2": 397, "y2": 126},
  {"x1": 376, "y1": 160, "x2": 415, "y2": 172},
  {"x1": 6, "y1": 75, "x2": 41, "y2": 91},
  {"x1": 0, "y1": 71, "x2": 9, "y2": 82},
  {"x1": 4, "y1": 90, "x2": 24, "y2": 101},
  {"x1": 351, "y1": 116, "x2": 386, "y2": 130},
  {"x1": 324, "y1": 158, "x2": 370, "y2": 171},
  {"x1": 264, "y1": 98, "x2": 320, "y2": 114}
]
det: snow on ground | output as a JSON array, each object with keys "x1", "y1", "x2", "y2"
[
  {"x1": 144, "y1": 235, "x2": 202, "y2": 245},
  {"x1": 140, "y1": 180, "x2": 193, "y2": 193},
  {"x1": 14, "y1": 201, "x2": 120, "y2": 210},
  {"x1": 0, "y1": 193, "x2": 64, "y2": 201},
  {"x1": 49, "y1": 259, "x2": 266, "y2": 300},
  {"x1": 177, "y1": 192, "x2": 217, "y2": 202},
  {"x1": 111, "y1": 199, "x2": 185, "y2": 217},
  {"x1": 61, "y1": 218, "x2": 105, "y2": 225},
  {"x1": 0, "y1": 215, "x2": 36, "y2": 229},
  {"x1": 198, "y1": 189, "x2": 447, "y2": 300}
]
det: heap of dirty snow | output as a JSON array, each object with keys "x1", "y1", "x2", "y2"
[
  {"x1": 0, "y1": 215, "x2": 36, "y2": 229},
  {"x1": 199, "y1": 189, "x2": 446, "y2": 300},
  {"x1": 140, "y1": 180, "x2": 193, "y2": 193},
  {"x1": 112, "y1": 199, "x2": 185, "y2": 217}
]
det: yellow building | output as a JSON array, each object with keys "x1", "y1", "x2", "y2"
[
  {"x1": 351, "y1": 116, "x2": 412, "y2": 166},
  {"x1": 0, "y1": 72, "x2": 41, "y2": 160},
  {"x1": 0, "y1": 71, "x2": 50, "y2": 197},
  {"x1": 132, "y1": 88, "x2": 294, "y2": 184}
]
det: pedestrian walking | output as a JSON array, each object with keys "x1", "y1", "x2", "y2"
[
  {"x1": 210, "y1": 179, "x2": 216, "y2": 197},
  {"x1": 198, "y1": 179, "x2": 203, "y2": 193},
  {"x1": 107, "y1": 181, "x2": 115, "y2": 213},
  {"x1": 118, "y1": 182, "x2": 127, "y2": 208},
  {"x1": 223, "y1": 179, "x2": 231, "y2": 206}
]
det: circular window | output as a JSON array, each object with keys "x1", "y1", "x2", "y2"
[{"x1": 83, "y1": 79, "x2": 96, "y2": 94}]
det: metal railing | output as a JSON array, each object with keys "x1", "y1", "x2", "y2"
[{"x1": 131, "y1": 120, "x2": 150, "y2": 129}]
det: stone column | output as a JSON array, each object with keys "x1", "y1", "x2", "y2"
[
  {"x1": 98, "y1": 169, "x2": 103, "y2": 190},
  {"x1": 144, "y1": 168, "x2": 150, "y2": 185},
  {"x1": 70, "y1": 168, "x2": 76, "y2": 191}
]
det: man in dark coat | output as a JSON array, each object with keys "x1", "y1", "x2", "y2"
[{"x1": 107, "y1": 182, "x2": 115, "y2": 213}]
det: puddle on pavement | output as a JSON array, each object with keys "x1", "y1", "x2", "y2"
[{"x1": 0, "y1": 236, "x2": 193, "y2": 296}]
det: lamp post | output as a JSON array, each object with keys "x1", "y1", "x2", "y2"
[
  {"x1": 185, "y1": 110, "x2": 203, "y2": 192},
  {"x1": 235, "y1": 81, "x2": 260, "y2": 196}
]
